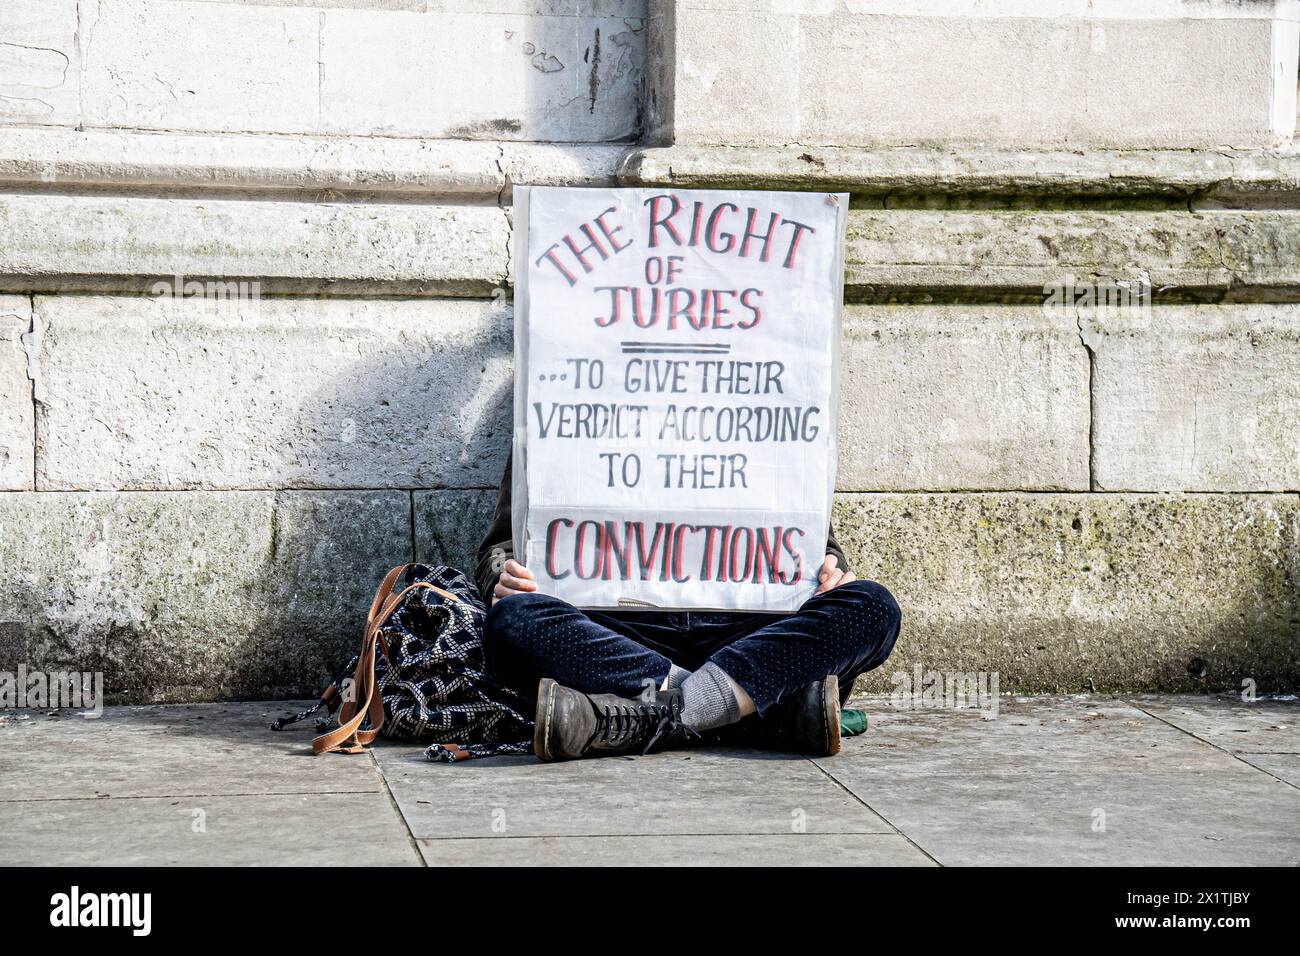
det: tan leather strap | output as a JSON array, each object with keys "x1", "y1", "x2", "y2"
[{"x1": 312, "y1": 564, "x2": 460, "y2": 756}]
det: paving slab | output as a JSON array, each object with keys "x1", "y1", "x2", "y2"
[
  {"x1": 1126, "y1": 694, "x2": 1300, "y2": 754},
  {"x1": 817, "y1": 763, "x2": 1300, "y2": 866},
  {"x1": 373, "y1": 744, "x2": 894, "y2": 839},
  {"x1": 417, "y1": 833, "x2": 935, "y2": 867},
  {"x1": 0, "y1": 702, "x2": 382, "y2": 801},
  {"x1": 822, "y1": 695, "x2": 1300, "y2": 864},
  {"x1": 835, "y1": 697, "x2": 1230, "y2": 775},
  {"x1": 1236, "y1": 754, "x2": 1300, "y2": 788},
  {"x1": 0, "y1": 792, "x2": 419, "y2": 866}
]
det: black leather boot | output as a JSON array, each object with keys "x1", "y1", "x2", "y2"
[
  {"x1": 533, "y1": 678, "x2": 693, "y2": 761},
  {"x1": 714, "y1": 675, "x2": 842, "y2": 757}
]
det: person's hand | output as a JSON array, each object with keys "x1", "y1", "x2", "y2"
[
  {"x1": 815, "y1": 554, "x2": 856, "y2": 594},
  {"x1": 493, "y1": 558, "x2": 537, "y2": 605}
]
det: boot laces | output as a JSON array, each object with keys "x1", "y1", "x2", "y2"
[
  {"x1": 641, "y1": 695, "x2": 699, "y2": 755},
  {"x1": 596, "y1": 699, "x2": 671, "y2": 746}
]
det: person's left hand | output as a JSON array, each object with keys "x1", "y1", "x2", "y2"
[{"x1": 815, "y1": 554, "x2": 856, "y2": 594}]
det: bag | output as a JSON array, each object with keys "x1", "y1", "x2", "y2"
[{"x1": 271, "y1": 563, "x2": 533, "y2": 761}]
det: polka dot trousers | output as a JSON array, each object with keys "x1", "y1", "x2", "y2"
[{"x1": 483, "y1": 579, "x2": 901, "y2": 715}]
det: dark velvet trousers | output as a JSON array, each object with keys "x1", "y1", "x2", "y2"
[{"x1": 483, "y1": 579, "x2": 901, "y2": 715}]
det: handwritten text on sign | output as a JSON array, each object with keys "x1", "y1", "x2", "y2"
[{"x1": 513, "y1": 186, "x2": 846, "y2": 611}]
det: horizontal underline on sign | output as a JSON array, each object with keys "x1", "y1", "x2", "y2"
[
  {"x1": 620, "y1": 348, "x2": 735, "y2": 355},
  {"x1": 620, "y1": 342, "x2": 731, "y2": 354}
]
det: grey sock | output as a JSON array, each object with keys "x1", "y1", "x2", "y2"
[
  {"x1": 679, "y1": 662, "x2": 742, "y2": 732},
  {"x1": 666, "y1": 664, "x2": 692, "y2": 690}
]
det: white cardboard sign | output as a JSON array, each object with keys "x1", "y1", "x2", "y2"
[{"x1": 512, "y1": 186, "x2": 846, "y2": 612}]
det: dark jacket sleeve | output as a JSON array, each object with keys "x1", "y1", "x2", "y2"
[
  {"x1": 474, "y1": 448, "x2": 851, "y2": 600},
  {"x1": 824, "y1": 520, "x2": 851, "y2": 576},
  {"x1": 475, "y1": 451, "x2": 514, "y2": 604}
]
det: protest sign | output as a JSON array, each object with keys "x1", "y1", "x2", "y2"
[{"x1": 512, "y1": 186, "x2": 846, "y2": 611}]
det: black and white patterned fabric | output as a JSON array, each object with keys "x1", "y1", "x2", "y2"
[{"x1": 275, "y1": 564, "x2": 533, "y2": 762}]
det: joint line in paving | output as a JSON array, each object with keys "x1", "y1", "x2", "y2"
[
  {"x1": 1125, "y1": 698, "x2": 1300, "y2": 794},
  {"x1": 808, "y1": 758, "x2": 944, "y2": 866}
]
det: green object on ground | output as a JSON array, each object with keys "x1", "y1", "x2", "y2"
[{"x1": 840, "y1": 708, "x2": 869, "y2": 736}]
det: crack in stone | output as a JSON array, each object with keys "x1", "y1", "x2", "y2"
[
  {"x1": 494, "y1": 142, "x2": 512, "y2": 292},
  {"x1": 1074, "y1": 303, "x2": 1098, "y2": 492},
  {"x1": 20, "y1": 294, "x2": 39, "y2": 488}
]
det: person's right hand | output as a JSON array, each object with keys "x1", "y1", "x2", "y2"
[{"x1": 493, "y1": 558, "x2": 537, "y2": 606}]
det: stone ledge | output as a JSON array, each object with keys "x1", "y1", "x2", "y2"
[
  {"x1": 11, "y1": 129, "x2": 1300, "y2": 208},
  {"x1": 4, "y1": 134, "x2": 1299, "y2": 301},
  {"x1": 621, "y1": 145, "x2": 1300, "y2": 207},
  {"x1": 0, "y1": 127, "x2": 626, "y2": 198},
  {"x1": 7, "y1": 193, "x2": 1300, "y2": 300},
  {"x1": 0, "y1": 193, "x2": 510, "y2": 297},
  {"x1": 844, "y1": 209, "x2": 1300, "y2": 302}
]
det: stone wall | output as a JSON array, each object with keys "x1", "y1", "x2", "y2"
[{"x1": 1, "y1": 0, "x2": 1298, "y2": 700}]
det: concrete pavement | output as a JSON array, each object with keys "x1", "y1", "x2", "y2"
[{"x1": 2, "y1": 694, "x2": 1296, "y2": 866}]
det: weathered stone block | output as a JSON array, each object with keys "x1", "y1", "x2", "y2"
[
  {"x1": 1087, "y1": 305, "x2": 1300, "y2": 491},
  {"x1": 655, "y1": 1, "x2": 1299, "y2": 149},
  {"x1": 413, "y1": 489, "x2": 499, "y2": 579},
  {"x1": 0, "y1": 194, "x2": 508, "y2": 296},
  {"x1": 32, "y1": 295, "x2": 514, "y2": 490},
  {"x1": 654, "y1": 7, "x2": 798, "y2": 145},
  {"x1": 836, "y1": 491, "x2": 1300, "y2": 693},
  {"x1": 838, "y1": 306, "x2": 1089, "y2": 491},
  {"x1": 0, "y1": 490, "x2": 411, "y2": 699},
  {"x1": 0, "y1": 295, "x2": 33, "y2": 490},
  {"x1": 320, "y1": 5, "x2": 646, "y2": 141},
  {"x1": 0, "y1": 0, "x2": 80, "y2": 126},
  {"x1": 80, "y1": 0, "x2": 321, "y2": 135},
  {"x1": 1218, "y1": 213, "x2": 1300, "y2": 298}
]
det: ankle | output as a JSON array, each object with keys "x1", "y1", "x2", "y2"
[{"x1": 680, "y1": 662, "x2": 743, "y2": 732}]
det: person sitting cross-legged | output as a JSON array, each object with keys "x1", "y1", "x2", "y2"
[{"x1": 476, "y1": 452, "x2": 901, "y2": 761}]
